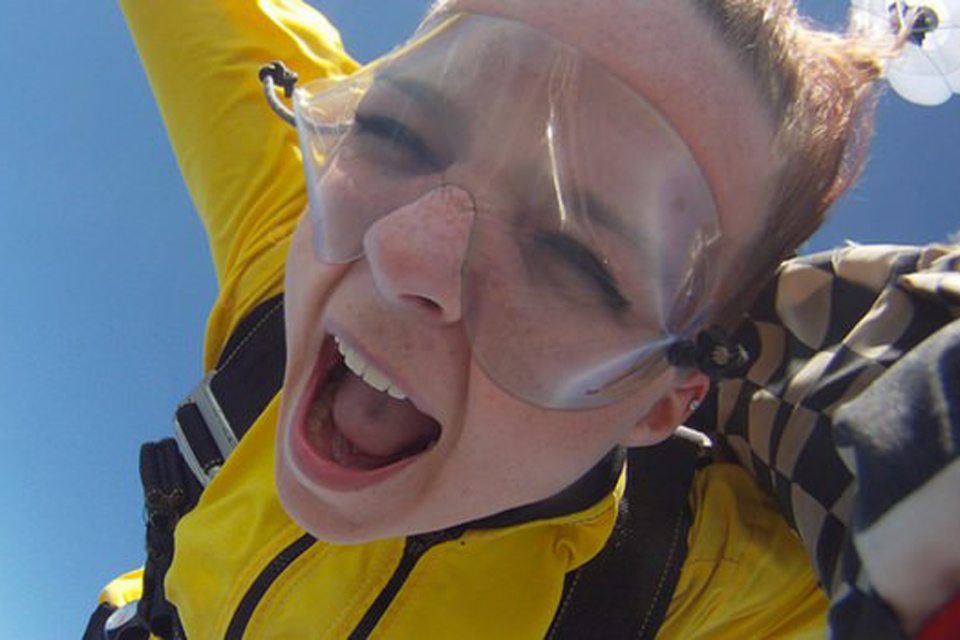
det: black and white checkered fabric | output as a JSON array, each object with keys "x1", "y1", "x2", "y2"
[{"x1": 689, "y1": 243, "x2": 960, "y2": 638}]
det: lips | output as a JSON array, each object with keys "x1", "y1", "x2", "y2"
[{"x1": 290, "y1": 334, "x2": 441, "y2": 491}]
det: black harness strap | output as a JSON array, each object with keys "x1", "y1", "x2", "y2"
[
  {"x1": 209, "y1": 297, "x2": 287, "y2": 441},
  {"x1": 174, "y1": 298, "x2": 286, "y2": 487},
  {"x1": 86, "y1": 297, "x2": 287, "y2": 640},
  {"x1": 144, "y1": 298, "x2": 286, "y2": 637},
  {"x1": 136, "y1": 439, "x2": 200, "y2": 640},
  {"x1": 547, "y1": 437, "x2": 701, "y2": 639}
]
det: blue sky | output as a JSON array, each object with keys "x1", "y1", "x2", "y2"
[{"x1": 0, "y1": 1, "x2": 956, "y2": 637}]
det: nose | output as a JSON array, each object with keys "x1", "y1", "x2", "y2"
[{"x1": 363, "y1": 185, "x2": 476, "y2": 323}]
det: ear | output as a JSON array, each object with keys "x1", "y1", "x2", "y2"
[{"x1": 620, "y1": 372, "x2": 710, "y2": 448}]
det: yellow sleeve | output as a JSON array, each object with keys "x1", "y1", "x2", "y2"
[
  {"x1": 660, "y1": 464, "x2": 829, "y2": 639},
  {"x1": 118, "y1": 0, "x2": 359, "y2": 285},
  {"x1": 119, "y1": 0, "x2": 360, "y2": 367},
  {"x1": 99, "y1": 568, "x2": 145, "y2": 608},
  {"x1": 98, "y1": 569, "x2": 168, "y2": 639}
]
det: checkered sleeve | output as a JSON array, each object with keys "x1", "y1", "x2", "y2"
[{"x1": 687, "y1": 243, "x2": 960, "y2": 638}]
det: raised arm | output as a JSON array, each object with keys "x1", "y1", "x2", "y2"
[{"x1": 119, "y1": 0, "x2": 358, "y2": 284}]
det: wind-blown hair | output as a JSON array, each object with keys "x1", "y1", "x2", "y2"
[{"x1": 689, "y1": 0, "x2": 886, "y2": 328}]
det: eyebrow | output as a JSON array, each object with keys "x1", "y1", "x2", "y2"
[
  {"x1": 550, "y1": 177, "x2": 659, "y2": 266},
  {"x1": 538, "y1": 176, "x2": 633, "y2": 239},
  {"x1": 502, "y1": 159, "x2": 634, "y2": 239},
  {"x1": 374, "y1": 72, "x2": 468, "y2": 136},
  {"x1": 564, "y1": 190, "x2": 631, "y2": 238}
]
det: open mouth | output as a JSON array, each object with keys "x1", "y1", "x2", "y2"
[{"x1": 297, "y1": 334, "x2": 442, "y2": 475}]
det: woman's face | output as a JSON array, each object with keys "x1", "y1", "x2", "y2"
[{"x1": 277, "y1": 0, "x2": 775, "y2": 543}]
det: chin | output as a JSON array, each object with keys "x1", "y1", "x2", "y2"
[
  {"x1": 274, "y1": 411, "x2": 456, "y2": 544},
  {"x1": 275, "y1": 453, "x2": 402, "y2": 544}
]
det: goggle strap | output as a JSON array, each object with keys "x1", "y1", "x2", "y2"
[
  {"x1": 259, "y1": 61, "x2": 299, "y2": 128},
  {"x1": 666, "y1": 326, "x2": 749, "y2": 379}
]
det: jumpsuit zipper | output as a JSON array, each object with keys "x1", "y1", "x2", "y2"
[
  {"x1": 347, "y1": 528, "x2": 463, "y2": 639},
  {"x1": 224, "y1": 533, "x2": 317, "y2": 639},
  {"x1": 223, "y1": 528, "x2": 464, "y2": 639}
]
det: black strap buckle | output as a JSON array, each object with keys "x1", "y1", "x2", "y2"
[{"x1": 173, "y1": 373, "x2": 240, "y2": 487}]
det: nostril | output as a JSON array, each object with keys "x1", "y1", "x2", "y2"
[{"x1": 403, "y1": 295, "x2": 444, "y2": 317}]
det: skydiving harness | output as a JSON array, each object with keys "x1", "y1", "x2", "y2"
[{"x1": 86, "y1": 294, "x2": 708, "y2": 640}]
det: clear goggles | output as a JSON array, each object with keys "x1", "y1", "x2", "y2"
[{"x1": 290, "y1": 13, "x2": 721, "y2": 410}]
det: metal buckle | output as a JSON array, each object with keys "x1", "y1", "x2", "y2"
[
  {"x1": 172, "y1": 372, "x2": 238, "y2": 487},
  {"x1": 104, "y1": 601, "x2": 147, "y2": 639}
]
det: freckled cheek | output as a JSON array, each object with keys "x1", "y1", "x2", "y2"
[
  {"x1": 456, "y1": 383, "x2": 606, "y2": 487},
  {"x1": 283, "y1": 217, "x2": 349, "y2": 374},
  {"x1": 286, "y1": 214, "x2": 323, "y2": 281},
  {"x1": 286, "y1": 216, "x2": 349, "y2": 303}
]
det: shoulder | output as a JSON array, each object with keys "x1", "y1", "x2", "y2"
[
  {"x1": 685, "y1": 463, "x2": 806, "y2": 565},
  {"x1": 659, "y1": 464, "x2": 828, "y2": 640}
]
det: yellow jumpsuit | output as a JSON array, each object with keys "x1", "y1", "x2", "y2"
[{"x1": 104, "y1": 1, "x2": 829, "y2": 637}]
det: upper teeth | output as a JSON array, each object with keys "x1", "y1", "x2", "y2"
[{"x1": 335, "y1": 336, "x2": 408, "y2": 401}]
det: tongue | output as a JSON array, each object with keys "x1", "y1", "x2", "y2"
[{"x1": 332, "y1": 371, "x2": 440, "y2": 458}]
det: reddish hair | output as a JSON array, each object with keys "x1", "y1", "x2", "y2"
[{"x1": 690, "y1": 0, "x2": 886, "y2": 327}]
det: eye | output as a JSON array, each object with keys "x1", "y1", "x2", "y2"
[
  {"x1": 350, "y1": 112, "x2": 443, "y2": 174},
  {"x1": 532, "y1": 232, "x2": 629, "y2": 313}
]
